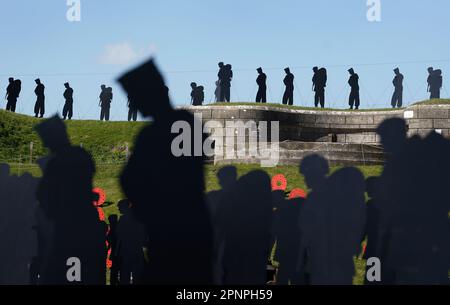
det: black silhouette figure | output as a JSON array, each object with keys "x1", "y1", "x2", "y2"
[
  {"x1": 107, "y1": 214, "x2": 119, "y2": 285},
  {"x1": 391, "y1": 68, "x2": 404, "y2": 108},
  {"x1": 218, "y1": 62, "x2": 233, "y2": 102},
  {"x1": 62, "y1": 82, "x2": 74, "y2": 120},
  {"x1": 214, "y1": 80, "x2": 221, "y2": 102},
  {"x1": 0, "y1": 165, "x2": 39, "y2": 284},
  {"x1": 297, "y1": 154, "x2": 330, "y2": 284},
  {"x1": 272, "y1": 190, "x2": 305, "y2": 285},
  {"x1": 301, "y1": 164, "x2": 366, "y2": 285},
  {"x1": 312, "y1": 67, "x2": 327, "y2": 108},
  {"x1": 99, "y1": 85, "x2": 113, "y2": 121},
  {"x1": 427, "y1": 67, "x2": 443, "y2": 99},
  {"x1": 206, "y1": 166, "x2": 238, "y2": 284},
  {"x1": 116, "y1": 199, "x2": 147, "y2": 284},
  {"x1": 348, "y1": 68, "x2": 360, "y2": 110},
  {"x1": 376, "y1": 118, "x2": 450, "y2": 284},
  {"x1": 34, "y1": 78, "x2": 45, "y2": 118},
  {"x1": 190, "y1": 82, "x2": 204, "y2": 106},
  {"x1": 255, "y1": 67, "x2": 267, "y2": 103},
  {"x1": 220, "y1": 170, "x2": 273, "y2": 285},
  {"x1": 5, "y1": 77, "x2": 21, "y2": 112},
  {"x1": 118, "y1": 58, "x2": 213, "y2": 284},
  {"x1": 35, "y1": 115, "x2": 107, "y2": 284},
  {"x1": 282, "y1": 67, "x2": 294, "y2": 105},
  {"x1": 127, "y1": 95, "x2": 138, "y2": 121}
]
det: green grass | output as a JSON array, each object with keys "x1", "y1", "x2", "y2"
[{"x1": 413, "y1": 98, "x2": 450, "y2": 105}]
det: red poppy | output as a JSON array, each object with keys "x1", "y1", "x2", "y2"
[
  {"x1": 289, "y1": 188, "x2": 307, "y2": 199},
  {"x1": 92, "y1": 187, "x2": 106, "y2": 207},
  {"x1": 97, "y1": 207, "x2": 106, "y2": 221},
  {"x1": 271, "y1": 174, "x2": 287, "y2": 191}
]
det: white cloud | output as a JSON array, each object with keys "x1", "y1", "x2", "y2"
[{"x1": 98, "y1": 42, "x2": 157, "y2": 65}]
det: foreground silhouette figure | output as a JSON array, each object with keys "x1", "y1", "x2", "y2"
[
  {"x1": 255, "y1": 67, "x2": 267, "y2": 103},
  {"x1": 62, "y1": 82, "x2": 74, "y2": 120},
  {"x1": 99, "y1": 85, "x2": 113, "y2": 121},
  {"x1": 348, "y1": 68, "x2": 360, "y2": 110},
  {"x1": 116, "y1": 199, "x2": 147, "y2": 285},
  {"x1": 376, "y1": 118, "x2": 450, "y2": 284},
  {"x1": 35, "y1": 116, "x2": 107, "y2": 284},
  {"x1": 282, "y1": 67, "x2": 294, "y2": 105},
  {"x1": 118, "y1": 59, "x2": 213, "y2": 284},
  {"x1": 190, "y1": 82, "x2": 204, "y2": 106},
  {"x1": 0, "y1": 165, "x2": 39, "y2": 284},
  {"x1": 206, "y1": 166, "x2": 238, "y2": 284},
  {"x1": 391, "y1": 68, "x2": 403, "y2": 108},
  {"x1": 127, "y1": 95, "x2": 138, "y2": 121},
  {"x1": 301, "y1": 165, "x2": 366, "y2": 285},
  {"x1": 34, "y1": 78, "x2": 45, "y2": 118},
  {"x1": 5, "y1": 77, "x2": 21, "y2": 112},
  {"x1": 220, "y1": 170, "x2": 273, "y2": 285},
  {"x1": 312, "y1": 67, "x2": 327, "y2": 108}
]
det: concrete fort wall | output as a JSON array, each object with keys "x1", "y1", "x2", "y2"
[{"x1": 179, "y1": 104, "x2": 450, "y2": 165}]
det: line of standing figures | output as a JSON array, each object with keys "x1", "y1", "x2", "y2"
[
  {"x1": 192, "y1": 64, "x2": 444, "y2": 109},
  {"x1": 2, "y1": 65, "x2": 445, "y2": 120},
  {"x1": 0, "y1": 59, "x2": 448, "y2": 285}
]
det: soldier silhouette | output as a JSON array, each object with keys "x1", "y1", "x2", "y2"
[
  {"x1": 35, "y1": 115, "x2": 107, "y2": 284},
  {"x1": 255, "y1": 67, "x2": 267, "y2": 103},
  {"x1": 34, "y1": 78, "x2": 45, "y2": 118},
  {"x1": 348, "y1": 68, "x2": 360, "y2": 110},
  {"x1": 218, "y1": 62, "x2": 233, "y2": 102},
  {"x1": 99, "y1": 85, "x2": 113, "y2": 121},
  {"x1": 127, "y1": 95, "x2": 138, "y2": 121},
  {"x1": 391, "y1": 68, "x2": 404, "y2": 108},
  {"x1": 312, "y1": 67, "x2": 327, "y2": 108},
  {"x1": 62, "y1": 82, "x2": 74, "y2": 120},
  {"x1": 214, "y1": 80, "x2": 221, "y2": 102},
  {"x1": 190, "y1": 82, "x2": 204, "y2": 106},
  {"x1": 429, "y1": 68, "x2": 443, "y2": 99},
  {"x1": 118, "y1": 58, "x2": 213, "y2": 284},
  {"x1": 5, "y1": 77, "x2": 21, "y2": 112},
  {"x1": 282, "y1": 67, "x2": 294, "y2": 105}
]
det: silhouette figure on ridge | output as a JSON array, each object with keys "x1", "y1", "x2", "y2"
[
  {"x1": 312, "y1": 67, "x2": 327, "y2": 108},
  {"x1": 34, "y1": 78, "x2": 45, "y2": 118},
  {"x1": 282, "y1": 67, "x2": 294, "y2": 106},
  {"x1": 347, "y1": 68, "x2": 360, "y2": 110},
  {"x1": 62, "y1": 82, "x2": 74, "y2": 120},
  {"x1": 255, "y1": 67, "x2": 267, "y2": 103}
]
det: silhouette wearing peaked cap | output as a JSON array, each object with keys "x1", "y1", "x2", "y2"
[
  {"x1": 62, "y1": 82, "x2": 74, "y2": 120},
  {"x1": 117, "y1": 59, "x2": 213, "y2": 284},
  {"x1": 282, "y1": 68, "x2": 294, "y2": 105},
  {"x1": 347, "y1": 68, "x2": 360, "y2": 110},
  {"x1": 255, "y1": 68, "x2": 267, "y2": 103},
  {"x1": 35, "y1": 115, "x2": 107, "y2": 284},
  {"x1": 391, "y1": 68, "x2": 404, "y2": 108},
  {"x1": 34, "y1": 79, "x2": 45, "y2": 118}
]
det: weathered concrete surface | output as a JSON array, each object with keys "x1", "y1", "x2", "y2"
[{"x1": 181, "y1": 104, "x2": 450, "y2": 144}]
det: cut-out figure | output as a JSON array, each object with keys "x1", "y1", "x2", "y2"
[
  {"x1": 214, "y1": 80, "x2": 221, "y2": 102},
  {"x1": 118, "y1": 58, "x2": 213, "y2": 284},
  {"x1": 218, "y1": 62, "x2": 232, "y2": 102},
  {"x1": 5, "y1": 77, "x2": 21, "y2": 112},
  {"x1": 62, "y1": 82, "x2": 74, "y2": 120},
  {"x1": 391, "y1": 68, "x2": 404, "y2": 108},
  {"x1": 127, "y1": 95, "x2": 138, "y2": 121},
  {"x1": 34, "y1": 78, "x2": 45, "y2": 118},
  {"x1": 428, "y1": 68, "x2": 443, "y2": 99},
  {"x1": 35, "y1": 115, "x2": 107, "y2": 284},
  {"x1": 348, "y1": 68, "x2": 360, "y2": 110},
  {"x1": 99, "y1": 85, "x2": 113, "y2": 121},
  {"x1": 255, "y1": 67, "x2": 267, "y2": 103},
  {"x1": 282, "y1": 67, "x2": 294, "y2": 105},
  {"x1": 190, "y1": 82, "x2": 204, "y2": 106},
  {"x1": 312, "y1": 67, "x2": 327, "y2": 108}
]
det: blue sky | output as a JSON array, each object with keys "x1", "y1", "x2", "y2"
[{"x1": 0, "y1": 0, "x2": 449, "y2": 120}]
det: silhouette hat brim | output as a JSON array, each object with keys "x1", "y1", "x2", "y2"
[{"x1": 117, "y1": 58, "x2": 170, "y2": 116}]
